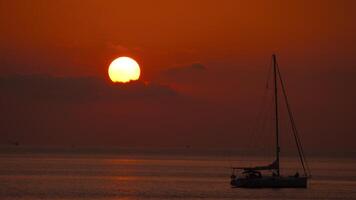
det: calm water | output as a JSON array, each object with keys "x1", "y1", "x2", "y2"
[{"x1": 0, "y1": 147, "x2": 355, "y2": 200}]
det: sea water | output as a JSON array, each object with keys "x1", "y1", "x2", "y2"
[{"x1": 0, "y1": 147, "x2": 355, "y2": 200}]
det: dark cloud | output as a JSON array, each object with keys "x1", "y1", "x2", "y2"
[
  {"x1": 0, "y1": 68, "x2": 355, "y2": 152},
  {"x1": 0, "y1": 75, "x2": 183, "y2": 147},
  {"x1": 0, "y1": 75, "x2": 177, "y2": 103},
  {"x1": 166, "y1": 63, "x2": 206, "y2": 73},
  {"x1": 156, "y1": 63, "x2": 207, "y2": 86},
  {"x1": 0, "y1": 74, "x2": 248, "y2": 148}
]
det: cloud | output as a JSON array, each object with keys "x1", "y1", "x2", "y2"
[
  {"x1": 0, "y1": 75, "x2": 177, "y2": 104},
  {"x1": 157, "y1": 63, "x2": 207, "y2": 84}
]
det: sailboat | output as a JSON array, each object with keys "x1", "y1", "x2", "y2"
[{"x1": 230, "y1": 54, "x2": 311, "y2": 188}]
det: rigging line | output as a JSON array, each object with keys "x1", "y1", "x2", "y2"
[
  {"x1": 261, "y1": 57, "x2": 274, "y2": 157},
  {"x1": 257, "y1": 60, "x2": 274, "y2": 155},
  {"x1": 277, "y1": 66, "x2": 308, "y2": 176},
  {"x1": 289, "y1": 115, "x2": 311, "y2": 176},
  {"x1": 291, "y1": 121, "x2": 312, "y2": 176},
  {"x1": 258, "y1": 90, "x2": 272, "y2": 156},
  {"x1": 262, "y1": 85, "x2": 274, "y2": 152},
  {"x1": 293, "y1": 122, "x2": 311, "y2": 176},
  {"x1": 247, "y1": 60, "x2": 273, "y2": 155},
  {"x1": 276, "y1": 65, "x2": 311, "y2": 176},
  {"x1": 262, "y1": 58, "x2": 275, "y2": 157},
  {"x1": 284, "y1": 110, "x2": 303, "y2": 172}
]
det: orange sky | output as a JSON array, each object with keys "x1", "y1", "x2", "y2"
[
  {"x1": 0, "y1": 0, "x2": 356, "y2": 152},
  {"x1": 1, "y1": 0, "x2": 355, "y2": 76}
]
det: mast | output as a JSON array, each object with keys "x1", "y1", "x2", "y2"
[{"x1": 273, "y1": 54, "x2": 280, "y2": 176}]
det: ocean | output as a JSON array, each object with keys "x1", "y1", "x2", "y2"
[{"x1": 0, "y1": 147, "x2": 355, "y2": 200}]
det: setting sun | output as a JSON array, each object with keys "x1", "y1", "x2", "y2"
[{"x1": 108, "y1": 57, "x2": 141, "y2": 83}]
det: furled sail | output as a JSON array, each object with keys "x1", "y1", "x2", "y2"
[{"x1": 233, "y1": 160, "x2": 279, "y2": 171}]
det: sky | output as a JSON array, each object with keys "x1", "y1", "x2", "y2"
[{"x1": 0, "y1": 0, "x2": 356, "y2": 153}]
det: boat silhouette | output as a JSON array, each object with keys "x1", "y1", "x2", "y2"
[{"x1": 230, "y1": 54, "x2": 311, "y2": 188}]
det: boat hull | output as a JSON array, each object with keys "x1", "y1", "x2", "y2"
[{"x1": 231, "y1": 176, "x2": 307, "y2": 188}]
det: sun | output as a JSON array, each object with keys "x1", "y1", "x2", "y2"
[{"x1": 108, "y1": 57, "x2": 141, "y2": 83}]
